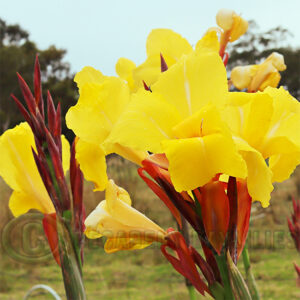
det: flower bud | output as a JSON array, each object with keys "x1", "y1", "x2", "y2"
[
  {"x1": 230, "y1": 65, "x2": 258, "y2": 90},
  {"x1": 216, "y1": 9, "x2": 248, "y2": 42},
  {"x1": 216, "y1": 9, "x2": 235, "y2": 31},
  {"x1": 231, "y1": 52, "x2": 286, "y2": 92},
  {"x1": 265, "y1": 52, "x2": 286, "y2": 71},
  {"x1": 85, "y1": 180, "x2": 166, "y2": 252}
]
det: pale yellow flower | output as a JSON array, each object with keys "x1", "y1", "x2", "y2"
[{"x1": 85, "y1": 180, "x2": 166, "y2": 253}]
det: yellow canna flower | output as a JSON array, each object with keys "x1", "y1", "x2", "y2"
[
  {"x1": 67, "y1": 33, "x2": 219, "y2": 190},
  {"x1": 0, "y1": 122, "x2": 70, "y2": 217},
  {"x1": 116, "y1": 29, "x2": 219, "y2": 91},
  {"x1": 107, "y1": 48, "x2": 300, "y2": 208},
  {"x1": 223, "y1": 87, "x2": 300, "y2": 207},
  {"x1": 215, "y1": 9, "x2": 248, "y2": 58},
  {"x1": 216, "y1": 9, "x2": 248, "y2": 42},
  {"x1": 106, "y1": 51, "x2": 247, "y2": 192},
  {"x1": 84, "y1": 180, "x2": 166, "y2": 253},
  {"x1": 231, "y1": 52, "x2": 286, "y2": 92},
  {"x1": 66, "y1": 67, "x2": 148, "y2": 191}
]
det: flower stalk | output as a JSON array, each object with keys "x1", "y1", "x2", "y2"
[
  {"x1": 11, "y1": 55, "x2": 86, "y2": 299},
  {"x1": 57, "y1": 215, "x2": 85, "y2": 300},
  {"x1": 242, "y1": 242, "x2": 260, "y2": 300},
  {"x1": 287, "y1": 197, "x2": 300, "y2": 286},
  {"x1": 215, "y1": 254, "x2": 235, "y2": 300}
]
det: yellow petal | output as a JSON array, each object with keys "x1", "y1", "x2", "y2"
[
  {"x1": 66, "y1": 77, "x2": 130, "y2": 144},
  {"x1": 105, "y1": 179, "x2": 131, "y2": 206},
  {"x1": 264, "y1": 86, "x2": 300, "y2": 116},
  {"x1": 106, "y1": 90, "x2": 181, "y2": 153},
  {"x1": 146, "y1": 28, "x2": 192, "y2": 59},
  {"x1": 84, "y1": 228, "x2": 102, "y2": 239},
  {"x1": 234, "y1": 138, "x2": 273, "y2": 207},
  {"x1": 115, "y1": 57, "x2": 136, "y2": 90},
  {"x1": 76, "y1": 139, "x2": 108, "y2": 191},
  {"x1": 162, "y1": 135, "x2": 247, "y2": 192},
  {"x1": 152, "y1": 52, "x2": 228, "y2": 118},
  {"x1": 105, "y1": 180, "x2": 165, "y2": 232},
  {"x1": 262, "y1": 136, "x2": 300, "y2": 158},
  {"x1": 248, "y1": 61, "x2": 277, "y2": 92},
  {"x1": 85, "y1": 201, "x2": 134, "y2": 239},
  {"x1": 227, "y1": 91, "x2": 260, "y2": 106},
  {"x1": 61, "y1": 135, "x2": 70, "y2": 173},
  {"x1": 223, "y1": 92, "x2": 261, "y2": 141},
  {"x1": 173, "y1": 104, "x2": 230, "y2": 139},
  {"x1": 74, "y1": 66, "x2": 106, "y2": 90},
  {"x1": 131, "y1": 29, "x2": 193, "y2": 90},
  {"x1": 231, "y1": 65, "x2": 258, "y2": 90},
  {"x1": 269, "y1": 152, "x2": 300, "y2": 182},
  {"x1": 84, "y1": 180, "x2": 166, "y2": 252},
  {"x1": 0, "y1": 123, "x2": 54, "y2": 216},
  {"x1": 262, "y1": 87, "x2": 300, "y2": 155},
  {"x1": 224, "y1": 92, "x2": 274, "y2": 152},
  {"x1": 258, "y1": 71, "x2": 281, "y2": 91},
  {"x1": 9, "y1": 191, "x2": 49, "y2": 217},
  {"x1": 107, "y1": 143, "x2": 148, "y2": 166},
  {"x1": 104, "y1": 237, "x2": 152, "y2": 253},
  {"x1": 242, "y1": 93, "x2": 273, "y2": 151},
  {"x1": 216, "y1": 9, "x2": 235, "y2": 31},
  {"x1": 132, "y1": 55, "x2": 163, "y2": 89},
  {"x1": 266, "y1": 52, "x2": 286, "y2": 71},
  {"x1": 230, "y1": 14, "x2": 248, "y2": 42},
  {"x1": 195, "y1": 30, "x2": 220, "y2": 53}
]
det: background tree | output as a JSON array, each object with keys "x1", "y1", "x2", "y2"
[
  {"x1": 227, "y1": 20, "x2": 300, "y2": 99},
  {"x1": 0, "y1": 18, "x2": 77, "y2": 140}
]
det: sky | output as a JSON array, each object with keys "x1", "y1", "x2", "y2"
[{"x1": 1, "y1": 0, "x2": 300, "y2": 75}]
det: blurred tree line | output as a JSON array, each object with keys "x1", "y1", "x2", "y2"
[
  {"x1": 227, "y1": 20, "x2": 300, "y2": 98},
  {"x1": 0, "y1": 19, "x2": 299, "y2": 140},
  {"x1": 0, "y1": 18, "x2": 77, "y2": 140}
]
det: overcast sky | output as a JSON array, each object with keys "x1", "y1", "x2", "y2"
[{"x1": 1, "y1": 0, "x2": 300, "y2": 75}]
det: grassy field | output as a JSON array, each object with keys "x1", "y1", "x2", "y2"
[{"x1": 1, "y1": 157, "x2": 300, "y2": 299}]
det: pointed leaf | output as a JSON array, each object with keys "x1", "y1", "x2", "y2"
[
  {"x1": 17, "y1": 73, "x2": 36, "y2": 115},
  {"x1": 190, "y1": 246, "x2": 215, "y2": 285},
  {"x1": 34, "y1": 55, "x2": 42, "y2": 107},
  {"x1": 162, "y1": 231, "x2": 209, "y2": 295}
]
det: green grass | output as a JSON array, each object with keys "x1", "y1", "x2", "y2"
[
  {"x1": 1, "y1": 159, "x2": 300, "y2": 299},
  {"x1": 1, "y1": 247, "x2": 299, "y2": 299}
]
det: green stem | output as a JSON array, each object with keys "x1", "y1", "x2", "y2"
[
  {"x1": 242, "y1": 243, "x2": 260, "y2": 300},
  {"x1": 215, "y1": 254, "x2": 235, "y2": 300},
  {"x1": 187, "y1": 285, "x2": 197, "y2": 300},
  {"x1": 57, "y1": 216, "x2": 86, "y2": 300}
]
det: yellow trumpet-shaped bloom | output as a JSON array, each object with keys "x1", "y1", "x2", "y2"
[
  {"x1": 216, "y1": 9, "x2": 248, "y2": 42},
  {"x1": 84, "y1": 180, "x2": 166, "y2": 253},
  {"x1": 106, "y1": 52, "x2": 247, "y2": 192},
  {"x1": 66, "y1": 67, "x2": 148, "y2": 190},
  {"x1": 68, "y1": 29, "x2": 221, "y2": 189},
  {"x1": 116, "y1": 29, "x2": 219, "y2": 91},
  {"x1": 107, "y1": 48, "x2": 300, "y2": 207},
  {"x1": 0, "y1": 122, "x2": 70, "y2": 217},
  {"x1": 231, "y1": 52, "x2": 286, "y2": 92},
  {"x1": 223, "y1": 87, "x2": 300, "y2": 206}
]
